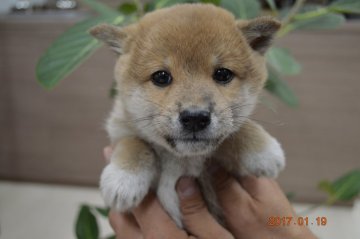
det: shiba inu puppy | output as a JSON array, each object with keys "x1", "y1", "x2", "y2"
[{"x1": 91, "y1": 3, "x2": 285, "y2": 227}]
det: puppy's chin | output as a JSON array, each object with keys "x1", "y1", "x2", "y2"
[
  {"x1": 175, "y1": 141, "x2": 215, "y2": 157},
  {"x1": 163, "y1": 137, "x2": 221, "y2": 157}
]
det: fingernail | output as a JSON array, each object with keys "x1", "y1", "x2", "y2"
[{"x1": 177, "y1": 177, "x2": 198, "y2": 199}]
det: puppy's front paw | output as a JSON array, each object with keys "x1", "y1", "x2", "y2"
[
  {"x1": 241, "y1": 137, "x2": 285, "y2": 178},
  {"x1": 100, "y1": 163, "x2": 155, "y2": 211}
]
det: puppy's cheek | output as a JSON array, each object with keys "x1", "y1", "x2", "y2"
[{"x1": 214, "y1": 109, "x2": 240, "y2": 135}]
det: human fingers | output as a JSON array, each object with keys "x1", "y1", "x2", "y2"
[
  {"x1": 211, "y1": 167, "x2": 252, "y2": 207},
  {"x1": 109, "y1": 211, "x2": 142, "y2": 239},
  {"x1": 239, "y1": 176, "x2": 292, "y2": 208},
  {"x1": 177, "y1": 177, "x2": 234, "y2": 239},
  {"x1": 239, "y1": 176, "x2": 277, "y2": 199},
  {"x1": 210, "y1": 167, "x2": 262, "y2": 237},
  {"x1": 132, "y1": 192, "x2": 188, "y2": 238}
]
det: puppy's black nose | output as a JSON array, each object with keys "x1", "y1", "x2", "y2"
[{"x1": 179, "y1": 110, "x2": 211, "y2": 132}]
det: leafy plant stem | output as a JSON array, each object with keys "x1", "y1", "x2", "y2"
[
  {"x1": 134, "y1": 0, "x2": 145, "y2": 17},
  {"x1": 281, "y1": 0, "x2": 307, "y2": 29},
  {"x1": 81, "y1": 0, "x2": 118, "y2": 16},
  {"x1": 265, "y1": 0, "x2": 277, "y2": 13},
  {"x1": 293, "y1": 7, "x2": 328, "y2": 20}
]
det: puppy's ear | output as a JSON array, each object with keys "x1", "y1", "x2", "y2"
[
  {"x1": 90, "y1": 24, "x2": 134, "y2": 54},
  {"x1": 237, "y1": 17, "x2": 281, "y2": 55}
]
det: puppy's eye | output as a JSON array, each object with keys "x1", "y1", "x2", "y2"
[
  {"x1": 151, "y1": 71, "x2": 172, "y2": 87},
  {"x1": 213, "y1": 68, "x2": 234, "y2": 84}
]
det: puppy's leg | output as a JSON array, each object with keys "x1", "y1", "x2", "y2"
[
  {"x1": 156, "y1": 157, "x2": 206, "y2": 228},
  {"x1": 157, "y1": 169, "x2": 183, "y2": 227},
  {"x1": 100, "y1": 137, "x2": 157, "y2": 211},
  {"x1": 215, "y1": 120, "x2": 285, "y2": 177}
]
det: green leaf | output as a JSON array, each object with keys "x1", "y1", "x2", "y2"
[
  {"x1": 75, "y1": 205, "x2": 99, "y2": 239},
  {"x1": 331, "y1": 169, "x2": 360, "y2": 202},
  {"x1": 221, "y1": 0, "x2": 261, "y2": 19},
  {"x1": 144, "y1": 2, "x2": 156, "y2": 12},
  {"x1": 153, "y1": 0, "x2": 189, "y2": 9},
  {"x1": 290, "y1": 12, "x2": 345, "y2": 31},
  {"x1": 286, "y1": 192, "x2": 296, "y2": 201},
  {"x1": 265, "y1": 68, "x2": 299, "y2": 107},
  {"x1": 36, "y1": 15, "x2": 125, "y2": 89},
  {"x1": 81, "y1": 0, "x2": 118, "y2": 16},
  {"x1": 201, "y1": 0, "x2": 221, "y2": 5},
  {"x1": 265, "y1": 0, "x2": 277, "y2": 12},
  {"x1": 278, "y1": 5, "x2": 346, "y2": 36},
  {"x1": 319, "y1": 169, "x2": 360, "y2": 204},
  {"x1": 329, "y1": 0, "x2": 360, "y2": 14},
  {"x1": 266, "y1": 47, "x2": 301, "y2": 76},
  {"x1": 285, "y1": 192, "x2": 296, "y2": 201},
  {"x1": 294, "y1": 4, "x2": 327, "y2": 16},
  {"x1": 318, "y1": 180, "x2": 336, "y2": 195},
  {"x1": 118, "y1": 2, "x2": 137, "y2": 15},
  {"x1": 95, "y1": 207, "x2": 110, "y2": 217}
]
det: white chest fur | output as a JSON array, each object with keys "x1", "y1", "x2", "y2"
[{"x1": 155, "y1": 146, "x2": 207, "y2": 227}]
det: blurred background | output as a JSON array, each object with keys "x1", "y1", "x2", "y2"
[{"x1": 0, "y1": 0, "x2": 359, "y2": 238}]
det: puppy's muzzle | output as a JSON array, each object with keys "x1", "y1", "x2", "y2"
[{"x1": 179, "y1": 110, "x2": 211, "y2": 132}]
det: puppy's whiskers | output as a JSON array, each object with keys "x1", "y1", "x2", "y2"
[
  {"x1": 218, "y1": 102, "x2": 257, "y2": 115},
  {"x1": 226, "y1": 114, "x2": 283, "y2": 127},
  {"x1": 119, "y1": 113, "x2": 163, "y2": 124},
  {"x1": 124, "y1": 92, "x2": 170, "y2": 112}
]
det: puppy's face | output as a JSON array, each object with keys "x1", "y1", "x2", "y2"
[{"x1": 91, "y1": 4, "x2": 280, "y2": 157}]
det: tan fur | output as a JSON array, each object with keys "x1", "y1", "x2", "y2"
[
  {"x1": 119, "y1": 5, "x2": 264, "y2": 102},
  {"x1": 214, "y1": 120, "x2": 268, "y2": 170},
  {"x1": 111, "y1": 137, "x2": 155, "y2": 172},
  {"x1": 91, "y1": 3, "x2": 284, "y2": 227}
]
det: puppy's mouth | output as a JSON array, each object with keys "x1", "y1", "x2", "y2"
[{"x1": 165, "y1": 135, "x2": 219, "y2": 147}]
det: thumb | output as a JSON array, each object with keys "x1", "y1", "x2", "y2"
[
  {"x1": 177, "y1": 177, "x2": 207, "y2": 215},
  {"x1": 176, "y1": 177, "x2": 233, "y2": 239}
]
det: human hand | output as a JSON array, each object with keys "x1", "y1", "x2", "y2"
[
  {"x1": 211, "y1": 167, "x2": 317, "y2": 239},
  {"x1": 104, "y1": 146, "x2": 233, "y2": 239},
  {"x1": 108, "y1": 180, "x2": 234, "y2": 239},
  {"x1": 104, "y1": 146, "x2": 316, "y2": 239}
]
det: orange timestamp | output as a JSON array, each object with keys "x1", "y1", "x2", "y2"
[{"x1": 268, "y1": 216, "x2": 327, "y2": 227}]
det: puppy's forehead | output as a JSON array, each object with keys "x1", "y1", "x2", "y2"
[
  {"x1": 141, "y1": 4, "x2": 235, "y2": 28},
  {"x1": 134, "y1": 4, "x2": 248, "y2": 67}
]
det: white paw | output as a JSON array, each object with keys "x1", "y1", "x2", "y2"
[
  {"x1": 100, "y1": 163, "x2": 155, "y2": 211},
  {"x1": 241, "y1": 137, "x2": 285, "y2": 178}
]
